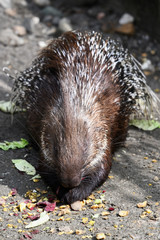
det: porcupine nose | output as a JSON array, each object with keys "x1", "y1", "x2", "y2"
[{"x1": 61, "y1": 174, "x2": 81, "y2": 189}]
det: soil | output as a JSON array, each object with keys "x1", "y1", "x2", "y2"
[{"x1": 0, "y1": 1, "x2": 160, "y2": 240}]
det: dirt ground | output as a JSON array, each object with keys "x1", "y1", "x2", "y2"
[{"x1": 0, "y1": 1, "x2": 160, "y2": 239}]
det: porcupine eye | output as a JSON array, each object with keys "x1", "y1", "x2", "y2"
[{"x1": 53, "y1": 145, "x2": 58, "y2": 159}]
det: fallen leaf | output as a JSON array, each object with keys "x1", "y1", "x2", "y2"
[
  {"x1": 36, "y1": 201, "x2": 56, "y2": 212},
  {"x1": 25, "y1": 211, "x2": 49, "y2": 228},
  {"x1": 129, "y1": 119, "x2": 160, "y2": 131},
  {"x1": 0, "y1": 138, "x2": 29, "y2": 151},
  {"x1": 12, "y1": 159, "x2": 36, "y2": 175},
  {"x1": 28, "y1": 215, "x2": 40, "y2": 221},
  {"x1": 0, "y1": 100, "x2": 14, "y2": 113}
]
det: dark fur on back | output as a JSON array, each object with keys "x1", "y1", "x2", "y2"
[{"x1": 12, "y1": 31, "x2": 159, "y2": 203}]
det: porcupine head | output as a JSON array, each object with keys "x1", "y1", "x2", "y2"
[{"x1": 11, "y1": 31, "x2": 160, "y2": 203}]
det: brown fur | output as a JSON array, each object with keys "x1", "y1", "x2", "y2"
[{"x1": 21, "y1": 32, "x2": 131, "y2": 203}]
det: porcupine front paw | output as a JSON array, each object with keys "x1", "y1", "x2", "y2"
[{"x1": 58, "y1": 182, "x2": 95, "y2": 204}]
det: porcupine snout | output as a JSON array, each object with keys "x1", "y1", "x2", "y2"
[{"x1": 60, "y1": 172, "x2": 82, "y2": 189}]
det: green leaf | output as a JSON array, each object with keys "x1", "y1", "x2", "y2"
[
  {"x1": 0, "y1": 100, "x2": 25, "y2": 113},
  {"x1": 129, "y1": 119, "x2": 160, "y2": 131},
  {"x1": 0, "y1": 138, "x2": 29, "y2": 151},
  {"x1": 25, "y1": 211, "x2": 49, "y2": 228},
  {"x1": 0, "y1": 100, "x2": 14, "y2": 113},
  {"x1": 12, "y1": 159, "x2": 36, "y2": 175}
]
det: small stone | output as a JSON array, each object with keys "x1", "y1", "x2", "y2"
[
  {"x1": 58, "y1": 18, "x2": 72, "y2": 32},
  {"x1": 153, "y1": 176, "x2": 159, "y2": 182},
  {"x1": 116, "y1": 23, "x2": 135, "y2": 35},
  {"x1": 0, "y1": 0, "x2": 12, "y2": 9},
  {"x1": 5, "y1": 8, "x2": 17, "y2": 17},
  {"x1": 0, "y1": 28, "x2": 25, "y2": 46},
  {"x1": 14, "y1": 25, "x2": 27, "y2": 36},
  {"x1": 23, "y1": 17, "x2": 39, "y2": 33},
  {"x1": 38, "y1": 41, "x2": 47, "y2": 48},
  {"x1": 40, "y1": 6, "x2": 62, "y2": 18},
  {"x1": 71, "y1": 201, "x2": 82, "y2": 211},
  {"x1": 34, "y1": 0, "x2": 50, "y2": 6},
  {"x1": 141, "y1": 59, "x2": 155, "y2": 71},
  {"x1": 58, "y1": 226, "x2": 72, "y2": 232},
  {"x1": 96, "y1": 233, "x2": 106, "y2": 239},
  {"x1": 119, "y1": 13, "x2": 134, "y2": 25}
]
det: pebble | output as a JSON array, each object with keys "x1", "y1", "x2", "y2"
[
  {"x1": 141, "y1": 59, "x2": 155, "y2": 71},
  {"x1": 58, "y1": 18, "x2": 72, "y2": 32},
  {"x1": 5, "y1": 8, "x2": 17, "y2": 17},
  {"x1": 33, "y1": 0, "x2": 50, "y2": 7},
  {"x1": 40, "y1": 6, "x2": 62, "y2": 18},
  {"x1": 38, "y1": 41, "x2": 47, "y2": 48},
  {"x1": 58, "y1": 225, "x2": 72, "y2": 232},
  {"x1": 0, "y1": 0, "x2": 12, "y2": 9},
  {"x1": 153, "y1": 176, "x2": 159, "y2": 182},
  {"x1": 0, "y1": 28, "x2": 25, "y2": 46},
  {"x1": 70, "y1": 201, "x2": 82, "y2": 211},
  {"x1": 13, "y1": 25, "x2": 27, "y2": 36},
  {"x1": 14, "y1": 0, "x2": 27, "y2": 6},
  {"x1": 23, "y1": 17, "x2": 40, "y2": 33},
  {"x1": 119, "y1": 13, "x2": 134, "y2": 25}
]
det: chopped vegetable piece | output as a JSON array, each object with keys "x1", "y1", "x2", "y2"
[
  {"x1": 25, "y1": 211, "x2": 49, "y2": 228},
  {"x1": 0, "y1": 138, "x2": 29, "y2": 151},
  {"x1": 12, "y1": 159, "x2": 36, "y2": 175},
  {"x1": 129, "y1": 119, "x2": 160, "y2": 131}
]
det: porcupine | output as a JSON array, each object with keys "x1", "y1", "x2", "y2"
[{"x1": 12, "y1": 31, "x2": 160, "y2": 203}]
